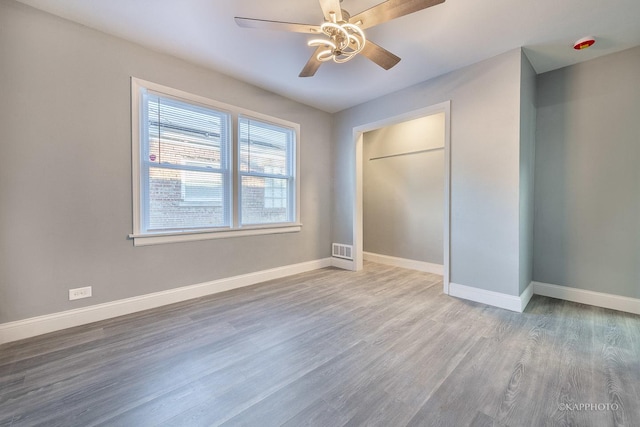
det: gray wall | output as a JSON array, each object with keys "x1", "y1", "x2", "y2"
[
  {"x1": 0, "y1": 0, "x2": 333, "y2": 323},
  {"x1": 334, "y1": 49, "x2": 525, "y2": 296},
  {"x1": 534, "y1": 46, "x2": 640, "y2": 299},
  {"x1": 363, "y1": 114, "x2": 445, "y2": 264},
  {"x1": 518, "y1": 53, "x2": 537, "y2": 294}
]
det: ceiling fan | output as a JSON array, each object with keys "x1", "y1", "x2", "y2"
[{"x1": 235, "y1": 0, "x2": 446, "y2": 77}]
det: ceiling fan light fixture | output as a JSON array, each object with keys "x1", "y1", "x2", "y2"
[
  {"x1": 308, "y1": 38, "x2": 337, "y2": 49},
  {"x1": 317, "y1": 49, "x2": 336, "y2": 62},
  {"x1": 235, "y1": 0, "x2": 446, "y2": 77},
  {"x1": 308, "y1": 21, "x2": 366, "y2": 64}
]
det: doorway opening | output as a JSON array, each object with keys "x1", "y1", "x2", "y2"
[{"x1": 352, "y1": 101, "x2": 451, "y2": 294}]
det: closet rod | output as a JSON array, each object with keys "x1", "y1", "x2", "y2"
[{"x1": 369, "y1": 146, "x2": 444, "y2": 161}]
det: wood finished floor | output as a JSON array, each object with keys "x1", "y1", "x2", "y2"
[{"x1": 1, "y1": 262, "x2": 639, "y2": 427}]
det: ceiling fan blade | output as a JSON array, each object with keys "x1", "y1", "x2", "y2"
[
  {"x1": 318, "y1": 0, "x2": 343, "y2": 23},
  {"x1": 350, "y1": 0, "x2": 445, "y2": 30},
  {"x1": 235, "y1": 17, "x2": 321, "y2": 34},
  {"x1": 361, "y1": 41, "x2": 401, "y2": 70},
  {"x1": 299, "y1": 46, "x2": 325, "y2": 77}
]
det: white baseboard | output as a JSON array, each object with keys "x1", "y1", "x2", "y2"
[
  {"x1": 449, "y1": 282, "x2": 533, "y2": 313},
  {"x1": 8, "y1": 263, "x2": 635, "y2": 345},
  {"x1": 363, "y1": 252, "x2": 444, "y2": 275},
  {"x1": 520, "y1": 282, "x2": 534, "y2": 312},
  {"x1": 331, "y1": 257, "x2": 355, "y2": 271},
  {"x1": 0, "y1": 258, "x2": 332, "y2": 345},
  {"x1": 532, "y1": 281, "x2": 640, "y2": 315}
]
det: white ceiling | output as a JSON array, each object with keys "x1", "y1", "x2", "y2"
[{"x1": 15, "y1": 0, "x2": 640, "y2": 112}]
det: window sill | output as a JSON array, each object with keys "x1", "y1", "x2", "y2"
[{"x1": 129, "y1": 223, "x2": 302, "y2": 247}]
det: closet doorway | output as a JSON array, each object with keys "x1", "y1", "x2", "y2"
[{"x1": 352, "y1": 102, "x2": 451, "y2": 294}]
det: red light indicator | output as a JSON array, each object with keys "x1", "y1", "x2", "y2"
[{"x1": 573, "y1": 37, "x2": 595, "y2": 50}]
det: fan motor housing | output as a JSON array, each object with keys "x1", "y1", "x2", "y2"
[{"x1": 339, "y1": 9, "x2": 351, "y2": 22}]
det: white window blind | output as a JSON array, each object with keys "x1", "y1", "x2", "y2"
[
  {"x1": 141, "y1": 93, "x2": 231, "y2": 232},
  {"x1": 239, "y1": 116, "x2": 295, "y2": 225}
]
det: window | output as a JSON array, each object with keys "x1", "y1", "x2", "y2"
[
  {"x1": 142, "y1": 93, "x2": 230, "y2": 232},
  {"x1": 239, "y1": 117, "x2": 295, "y2": 225},
  {"x1": 130, "y1": 78, "x2": 300, "y2": 246}
]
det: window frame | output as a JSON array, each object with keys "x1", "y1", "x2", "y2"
[
  {"x1": 130, "y1": 78, "x2": 301, "y2": 247},
  {"x1": 238, "y1": 116, "x2": 296, "y2": 226},
  {"x1": 141, "y1": 93, "x2": 232, "y2": 232}
]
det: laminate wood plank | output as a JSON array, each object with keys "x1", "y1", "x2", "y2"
[
  {"x1": 469, "y1": 411, "x2": 508, "y2": 427},
  {"x1": 406, "y1": 298, "x2": 582, "y2": 427},
  {"x1": 1, "y1": 262, "x2": 638, "y2": 427},
  {"x1": 491, "y1": 307, "x2": 561, "y2": 425},
  {"x1": 14, "y1": 311, "x2": 359, "y2": 426},
  {"x1": 377, "y1": 321, "x2": 484, "y2": 409},
  {"x1": 186, "y1": 270, "x2": 385, "y2": 331},
  {"x1": 164, "y1": 292, "x2": 435, "y2": 426},
  {"x1": 442, "y1": 297, "x2": 557, "y2": 427},
  {"x1": 287, "y1": 386, "x2": 405, "y2": 427},
  {"x1": 217, "y1": 341, "x2": 379, "y2": 427},
  {"x1": 2, "y1": 312, "x2": 285, "y2": 419},
  {"x1": 104, "y1": 315, "x2": 359, "y2": 426},
  {"x1": 13, "y1": 276, "x2": 369, "y2": 394},
  {"x1": 0, "y1": 313, "x2": 195, "y2": 385},
  {"x1": 279, "y1": 397, "x2": 350, "y2": 427},
  {"x1": 98, "y1": 302, "x2": 399, "y2": 425},
  {"x1": 0, "y1": 327, "x2": 105, "y2": 368},
  {"x1": 278, "y1": 311, "x2": 455, "y2": 426},
  {"x1": 591, "y1": 305, "x2": 640, "y2": 426},
  {"x1": 161, "y1": 341, "x2": 370, "y2": 426},
  {"x1": 407, "y1": 296, "x2": 640, "y2": 427},
  {"x1": 0, "y1": 416, "x2": 16, "y2": 427},
  {"x1": 406, "y1": 336, "x2": 523, "y2": 427},
  {"x1": 3, "y1": 316, "x2": 231, "y2": 392},
  {"x1": 498, "y1": 299, "x2": 614, "y2": 427},
  {"x1": 219, "y1": 305, "x2": 440, "y2": 426},
  {"x1": 342, "y1": 389, "x2": 415, "y2": 427},
  {"x1": 538, "y1": 301, "x2": 611, "y2": 427}
]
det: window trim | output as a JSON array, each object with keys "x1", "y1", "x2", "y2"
[{"x1": 130, "y1": 77, "x2": 301, "y2": 246}]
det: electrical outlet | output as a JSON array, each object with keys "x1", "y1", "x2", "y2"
[{"x1": 69, "y1": 286, "x2": 92, "y2": 301}]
